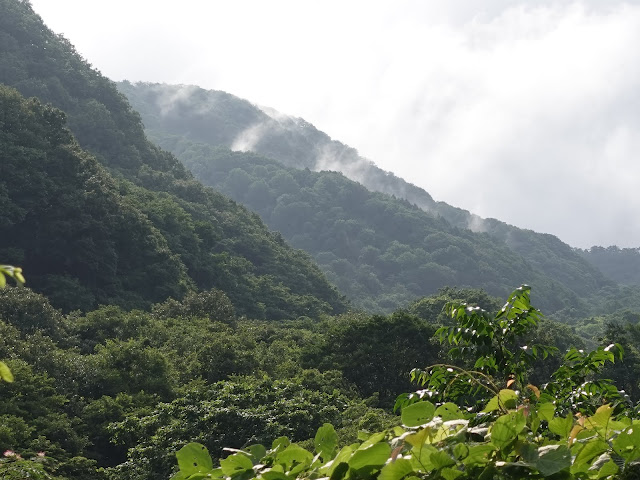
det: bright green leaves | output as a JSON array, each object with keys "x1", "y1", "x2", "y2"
[
  {"x1": 490, "y1": 411, "x2": 526, "y2": 450},
  {"x1": 611, "y1": 423, "x2": 640, "y2": 463},
  {"x1": 348, "y1": 443, "x2": 391, "y2": 470},
  {"x1": 0, "y1": 361, "x2": 14, "y2": 383},
  {"x1": 378, "y1": 458, "x2": 413, "y2": 480},
  {"x1": 172, "y1": 443, "x2": 218, "y2": 480},
  {"x1": 0, "y1": 265, "x2": 25, "y2": 288},
  {"x1": 220, "y1": 453, "x2": 254, "y2": 477},
  {"x1": 549, "y1": 415, "x2": 574, "y2": 439},
  {"x1": 314, "y1": 423, "x2": 338, "y2": 461},
  {"x1": 401, "y1": 401, "x2": 435, "y2": 427},
  {"x1": 483, "y1": 389, "x2": 518, "y2": 413}
]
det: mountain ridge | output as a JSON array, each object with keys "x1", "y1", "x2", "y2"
[
  {"x1": 118, "y1": 81, "x2": 611, "y2": 295},
  {"x1": 0, "y1": 0, "x2": 347, "y2": 317}
]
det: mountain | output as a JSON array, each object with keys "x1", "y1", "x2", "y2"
[
  {"x1": 579, "y1": 246, "x2": 640, "y2": 286},
  {"x1": 0, "y1": 0, "x2": 346, "y2": 318},
  {"x1": 117, "y1": 82, "x2": 613, "y2": 313}
]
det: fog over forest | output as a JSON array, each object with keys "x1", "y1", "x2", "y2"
[{"x1": 28, "y1": 0, "x2": 640, "y2": 248}]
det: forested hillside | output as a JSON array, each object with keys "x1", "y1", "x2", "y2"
[
  {"x1": 118, "y1": 82, "x2": 614, "y2": 295},
  {"x1": 162, "y1": 144, "x2": 598, "y2": 313},
  {"x1": 579, "y1": 246, "x2": 640, "y2": 285},
  {"x1": 4, "y1": 1, "x2": 640, "y2": 479},
  {"x1": 0, "y1": 0, "x2": 346, "y2": 318}
]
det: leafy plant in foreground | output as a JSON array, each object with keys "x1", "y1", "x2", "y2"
[
  {"x1": 0, "y1": 264, "x2": 23, "y2": 384},
  {"x1": 171, "y1": 286, "x2": 640, "y2": 479}
]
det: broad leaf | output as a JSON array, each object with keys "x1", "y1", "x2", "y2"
[
  {"x1": 612, "y1": 425, "x2": 640, "y2": 462},
  {"x1": 379, "y1": 458, "x2": 414, "y2": 480},
  {"x1": 0, "y1": 361, "x2": 13, "y2": 383},
  {"x1": 533, "y1": 445, "x2": 571, "y2": 476},
  {"x1": 220, "y1": 453, "x2": 253, "y2": 476},
  {"x1": 482, "y1": 389, "x2": 518, "y2": 413},
  {"x1": 491, "y1": 412, "x2": 525, "y2": 449},
  {"x1": 349, "y1": 443, "x2": 391, "y2": 470},
  {"x1": 401, "y1": 401, "x2": 436, "y2": 427},
  {"x1": 175, "y1": 443, "x2": 214, "y2": 477},
  {"x1": 435, "y1": 403, "x2": 464, "y2": 421},
  {"x1": 549, "y1": 415, "x2": 574, "y2": 439},
  {"x1": 315, "y1": 423, "x2": 338, "y2": 461}
]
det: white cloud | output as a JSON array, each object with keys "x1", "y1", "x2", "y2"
[{"x1": 29, "y1": 0, "x2": 640, "y2": 247}]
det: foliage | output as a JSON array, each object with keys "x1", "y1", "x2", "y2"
[
  {"x1": 0, "y1": 265, "x2": 24, "y2": 289},
  {"x1": 159, "y1": 145, "x2": 591, "y2": 313},
  {"x1": 119, "y1": 80, "x2": 612, "y2": 309},
  {"x1": 579, "y1": 246, "x2": 640, "y2": 286},
  {"x1": 0, "y1": 2, "x2": 347, "y2": 318},
  {"x1": 107, "y1": 372, "x2": 391, "y2": 480},
  {"x1": 171, "y1": 287, "x2": 640, "y2": 480}
]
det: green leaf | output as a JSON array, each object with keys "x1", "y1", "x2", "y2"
[
  {"x1": 175, "y1": 443, "x2": 214, "y2": 477},
  {"x1": 220, "y1": 453, "x2": 254, "y2": 476},
  {"x1": 440, "y1": 467, "x2": 463, "y2": 480},
  {"x1": 533, "y1": 445, "x2": 571, "y2": 476},
  {"x1": 463, "y1": 445, "x2": 495, "y2": 467},
  {"x1": 453, "y1": 444, "x2": 469, "y2": 461},
  {"x1": 329, "y1": 462, "x2": 349, "y2": 480},
  {"x1": 246, "y1": 444, "x2": 267, "y2": 463},
  {"x1": 271, "y1": 437, "x2": 290, "y2": 451},
  {"x1": 549, "y1": 416, "x2": 574, "y2": 439},
  {"x1": 315, "y1": 423, "x2": 338, "y2": 461},
  {"x1": 0, "y1": 361, "x2": 14, "y2": 383},
  {"x1": 379, "y1": 458, "x2": 414, "y2": 480},
  {"x1": 401, "y1": 401, "x2": 436, "y2": 427},
  {"x1": 261, "y1": 472, "x2": 289, "y2": 480},
  {"x1": 490, "y1": 412, "x2": 525, "y2": 450},
  {"x1": 274, "y1": 445, "x2": 313, "y2": 473},
  {"x1": 323, "y1": 446, "x2": 354, "y2": 476},
  {"x1": 573, "y1": 439, "x2": 609, "y2": 467},
  {"x1": 349, "y1": 443, "x2": 391, "y2": 470},
  {"x1": 595, "y1": 459, "x2": 618, "y2": 478},
  {"x1": 435, "y1": 403, "x2": 464, "y2": 421},
  {"x1": 612, "y1": 425, "x2": 640, "y2": 462},
  {"x1": 482, "y1": 389, "x2": 518, "y2": 413},
  {"x1": 430, "y1": 451, "x2": 456, "y2": 469},
  {"x1": 537, "y1": 402, "x2": 555, "y2": 422}
]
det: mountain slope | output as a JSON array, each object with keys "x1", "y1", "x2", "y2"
[
  {"x1": 151, "y1": 138, "x2": 594, "y2": 313},
  {"x1": 0, "y1": 84, "x2": 190, "y2": 310},
  {"x1": 0, "y1": 0, "x2": 346, "y2": 318},
  {"x1": 118, "y1": 82, "x2": 611, "y2": 296}
]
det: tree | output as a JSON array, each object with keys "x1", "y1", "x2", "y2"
[{"x1": 0, "y1": 264, "x2": 24, "y2": 383}]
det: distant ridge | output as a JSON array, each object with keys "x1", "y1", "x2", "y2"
[{"x1": 118, "y1": 82, "x2": 613, "y2": 304}]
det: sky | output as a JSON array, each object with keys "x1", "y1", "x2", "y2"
[{"x1": 29, "y1": 0, "x2": 640, "y2": 248}]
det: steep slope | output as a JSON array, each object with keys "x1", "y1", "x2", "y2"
[
  {"x1": 117, "y1": 81, "x2": 611, "y2": 296},
  {"x1": 155, "y1": 140, "x2": 591, "y2": 313},
  {"x1": 0, "y1": 85, "x2": 190, "y2": 311},
  {"x1": 0, "y1": 0, "x2": 346, "y2": 318},
  {"x1": 578, "y1": 246, "x2": 640, "y2": 286}
]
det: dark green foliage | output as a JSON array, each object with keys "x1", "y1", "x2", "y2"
[
  {"x1": 118, "y1": 81, "x2": 612, "y2": 303},
  {"x1": 306, "y1": 311, "x2": 441, "y2": 406},
  {"x1": 579, "y1": 245, "x2": 640, "y2": 285},
  {"x1": 0, "y1": 1, "x2": 346, "y2": 318},
  {"x1": 161, "y1": 146, "x2": 591, "y2": 313},
  {"x1": 0, "y1": 85, "x2": 191, "y2": 311},
  {"x1": 108, "y1": 373, "x2": 377, "y2": 480}
]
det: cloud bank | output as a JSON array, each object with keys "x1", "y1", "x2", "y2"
[{"x1": 29, "y1": 0, "x2": 640, "y2": 247}]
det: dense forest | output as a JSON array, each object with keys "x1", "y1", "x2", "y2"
[
  {"x1": 2, "y1": 1, "x2": 640, "y2": 479},
  {"x1": 119, "y1": 82, "x2": 633, "y2": 291}
]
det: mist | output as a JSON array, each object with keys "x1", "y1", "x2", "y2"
[{"x1": 29, "y1": 0, "x2": 640, "y2": 247}]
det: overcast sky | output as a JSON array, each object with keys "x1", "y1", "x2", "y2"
[{"x1": 29, "y1": 0, "x2": 640, "y2": 248}]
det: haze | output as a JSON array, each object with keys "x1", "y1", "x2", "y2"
[{"x1": 28, "y1": 0, "x2": 640, "y2": 248}]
